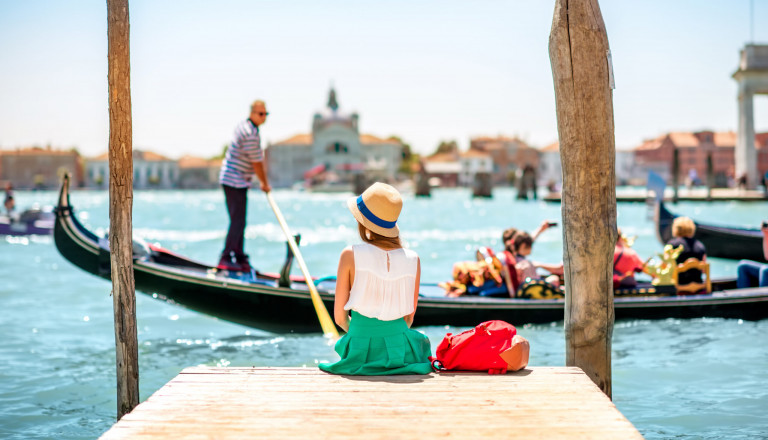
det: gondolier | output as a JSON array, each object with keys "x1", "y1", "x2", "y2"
[{"x1": 217, "y1": 100, "x2": 272, "y2": 272}]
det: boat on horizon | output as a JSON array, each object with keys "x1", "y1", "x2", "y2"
[
  {"x1": 0, "y1": 207, "x2": 54, "y2": 236},
  {"x1": 53, "y1": 175, "x2": 768, "y2": 333}
]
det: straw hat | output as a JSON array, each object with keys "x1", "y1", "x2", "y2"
[{"x1": 347, "y1": 182, "x2": 401, "y2": 238}]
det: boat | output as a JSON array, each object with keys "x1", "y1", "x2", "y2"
[
  {"x1": 653, "y1": 199, "x2": 766, "y2": 263},
  {"x1": 0, "y1": 207, "x2": 54, "y2": 236},
  {"x1": 53, "y1": 175, "x2": 768, "y2": 333}
]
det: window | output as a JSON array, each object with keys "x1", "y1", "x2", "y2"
[{"x1": 326, "y1": 142, "x2": 348, "y2": 154}]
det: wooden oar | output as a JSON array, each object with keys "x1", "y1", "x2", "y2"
[{"x1": 265, "y1": 192, "x2": 339, "y2": 340}]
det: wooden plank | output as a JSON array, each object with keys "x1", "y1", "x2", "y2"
[{"x1": 99, "y1": 367, "x2": 642, "y2": 439}]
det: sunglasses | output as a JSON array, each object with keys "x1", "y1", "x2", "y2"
[{"x1": 256, "y1": 112, "x2": 269, "y2": 117}]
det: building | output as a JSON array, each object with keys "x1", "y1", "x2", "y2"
[
  {"x1": 458, "y1": 149, "x2": 493, "y2": 187},
  {"x1": 633, "y1": 130, "x2": 768, "y2": 186},
  {"x1": 538, "y1": 142, "x2": 561, "y2": 189},
  {"x1": 0, "y1": 146, "x2": 83, "y2": 189},
  {"x1": 267, "y1": 89, "x2": 404, "y2": 188},
  {"x1": 178, "y1": 156, "x2": 222, "y2": 189},
  {"x1": 422, "y1": 152, "x2": 461, "y2": 187},
  {"x1": 469, "y1": 136, "x2": 540, "y2": 185},
  {"x1": 87, "y1": 150, "x2": 179, "y2": 189}
]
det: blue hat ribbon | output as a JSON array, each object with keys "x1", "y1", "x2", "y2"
[{"x1": 356, "y1": 195, "x2": 396, "y2": 229}]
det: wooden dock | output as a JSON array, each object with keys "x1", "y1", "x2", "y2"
[{"x1": 100, "y1": 367, "x2": 643, "y2": 439}]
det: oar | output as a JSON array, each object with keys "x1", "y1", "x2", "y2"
[{"x1": 265, "y1": 192, "x2": 340, "y2": 340}]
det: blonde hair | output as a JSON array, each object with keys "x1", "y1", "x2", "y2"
[
  {"x1": 672, "y1": 217, "x2": 696, "y2": 238},
  {"x1": 251, "y1": 100, "x2": 266, "y2": 110},
  {"x1": 358, "y1": 223, "x2": 401, "y2": 249}
]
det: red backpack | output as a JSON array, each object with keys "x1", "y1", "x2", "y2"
[{"x1": 429, "y1": 320, "x2": 529, "y2": 374}]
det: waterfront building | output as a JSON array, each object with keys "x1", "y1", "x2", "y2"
[
  {"x1": 178, "y1": 155, "x2": 222, "y2": 189},
  {"x1": 538, "y1": 142, "x2": 644, "y2": 187},
  {"x1": 87, "y1": 150, "x2": 179, "y2": 189},
  {"x1": 0, "y1": 146, "x2": 83, "y2": 189},
  {"x1": 538, "y1": 141, "x2": 561, "y2": 189},
  {"x1": 266, "y1": 89, "x2": 404, "y2": 188},
  {"x1": 458, "y1": 149, "x2": 493, "y2": 187},
  {"x1": 633, "y1": 130, "x2": 768, "y2": 186},
  {"x1": 469, "y1": 136, "x2": 540, "y2": 185},
  {"x1": 422, "y1": 152, "x2": 461, "y2": 187}
]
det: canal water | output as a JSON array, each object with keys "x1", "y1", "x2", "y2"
[{"x1": 1, "y1": 187, "x2": 766, "y2": 439}]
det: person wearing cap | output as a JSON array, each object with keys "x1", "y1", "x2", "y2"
[
  {"x1": 217, "y1": 100, "x2": 272, "y2": 273},
  {"x1": 319, "y1": 182, "x2": 432, "y2": 375}
]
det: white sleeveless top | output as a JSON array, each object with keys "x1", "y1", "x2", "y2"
[{"x1": 344, "y1": 243, "x2": 419, "y2": 321}]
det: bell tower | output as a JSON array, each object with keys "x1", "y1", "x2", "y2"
[{"x1": 732, "y1": 44, "x2": 768, "y2": 188}]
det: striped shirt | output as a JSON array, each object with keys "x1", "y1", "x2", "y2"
[{"x1": 219, "y1": 119, "x2": 264, "y2": 188}]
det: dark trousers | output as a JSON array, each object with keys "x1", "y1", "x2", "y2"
[{"x1": 222, "y1": 184, "x2": 248, "y2": 259}]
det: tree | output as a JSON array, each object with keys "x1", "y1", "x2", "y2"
[
  {"x1": 434, "y1": 140, "x2": 458, "y2": 156},
  {"x1": 210, "y1": 143, "x2": 229, "y2": 160},
  {"x1": 389, "y1": 135, "x2": 419, "y2": 176}
]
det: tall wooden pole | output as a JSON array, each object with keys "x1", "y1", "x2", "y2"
[
  {"x1": 549, "y1": 0, "x2": 616, "y2": 398},
  {"x1": 672, "y1": 147, "x2": 680, "y2": 203},
  {"x1": 107, "y1": 0, "x2": 139, "y2": 419}
]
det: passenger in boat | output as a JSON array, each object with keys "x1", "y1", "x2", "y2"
[
  {"x1": 3, "y1": 183, "x2": 14, "y2": 215},
  {"x1": 513, "y1": 232, "x2": 563, "y2": 288},
  {"x1": 736, "y1": 221, "x2": 768, "y2": 288},
  {"x1": 217, "y1": 100, "x2": 272, "y2": 273},
  {"x1": 665, "y1": 217, "x2": 707, "y2": 285},
  {"x1": 319, "y1": 182, "x2": 432, "y2": 375},
  {"x1": 613, "y1": 228, "x2": 648, "y2": 289}
]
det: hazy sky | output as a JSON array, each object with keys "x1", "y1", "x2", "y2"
[{"x1": 1, "y1": 0, "x2": 766, "y2": 158}]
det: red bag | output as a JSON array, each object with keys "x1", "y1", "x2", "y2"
[{"x1": 429, "y1": 320, "x2": 528, "y2": 374}]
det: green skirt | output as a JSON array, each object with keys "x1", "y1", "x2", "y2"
[{"x1": 319, "y1": 311, "x2": 433, "y2": 375}]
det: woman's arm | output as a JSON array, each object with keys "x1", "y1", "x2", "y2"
[
  {"x1": 334, "y1": 248, "x2": 354, "y2": 332},
  {"x1": 405, "y1": 257, "x2": 421, "y2": 328}
]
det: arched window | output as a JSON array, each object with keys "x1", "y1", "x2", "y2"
[{"x1": 326, "y1": 142, "x2": 348, "y2": 154}]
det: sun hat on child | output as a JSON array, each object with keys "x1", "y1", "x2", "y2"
[{"x1": 347, "y1": 182, "x2": 402, "y2": 238}]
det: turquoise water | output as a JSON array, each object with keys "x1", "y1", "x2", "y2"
[{"x1": 1, "y1": 187, "x2": 766, "y2": 439}]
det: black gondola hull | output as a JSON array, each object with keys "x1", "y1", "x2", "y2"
[
  {"x1": 655, "y1": 201, "x2": 766, "y2": 263},
  {"x1": 54, "y1": 176, "x2": 768, "y2": 333}
]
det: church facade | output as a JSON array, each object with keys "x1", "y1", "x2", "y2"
[{"x1": 266, "y1": 89, "x2": 403, "y2": 188}]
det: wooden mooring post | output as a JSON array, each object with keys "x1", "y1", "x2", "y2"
[
  {"x1": 549, "y1": 0, "x2": 617, "y2": 397},
  {"x1": 107, "y1": 0, "x2": 139, "y2": 419}
]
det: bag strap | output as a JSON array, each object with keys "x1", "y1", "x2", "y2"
[{"x1": 613, "y1": 249, "x2": 624, "y2": 275}]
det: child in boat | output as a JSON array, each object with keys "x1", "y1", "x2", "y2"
[
  {"x1": 319, "y1": 182, "x2": 432, "y2": 376},
  {"x1": 513, "y1": 232, "x2": 563, "y2": 288}
]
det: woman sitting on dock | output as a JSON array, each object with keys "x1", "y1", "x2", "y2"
[
  {"x1": 319, "y1": 183, "x2": 432, "y2": 376},
  {"x1": 665, "y1": 217, "x2": 707, "y2": 285}
]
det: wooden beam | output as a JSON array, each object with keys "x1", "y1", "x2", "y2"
[
  {"x1": 549, "y1": 0, "x2": 617, "y2": 397},
  {"x1": 107, "y1": 0, "x2": 139, "y2": 419}
]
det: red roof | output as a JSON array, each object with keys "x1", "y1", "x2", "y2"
[
  {"x1": 360, "y1": 134, "x2": 401, "y2": 145},
  {"x1": 273, "y1": 134, "x2": 312, "y2": 145}
]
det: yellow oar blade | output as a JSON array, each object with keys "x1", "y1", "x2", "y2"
[{"x1": 265, "y1": 193, "x2": 340, "y2": 340}]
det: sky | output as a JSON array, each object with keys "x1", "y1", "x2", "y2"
[{"x1": 0, "y1": 0, "x2": 767, "y2": 158}]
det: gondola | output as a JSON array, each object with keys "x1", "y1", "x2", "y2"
[
  {"x1": 53, "y1": 175, "x2": 768, "y2": 333},
  {"x1": 654, "y1": 199, "x2": 766, "y2": 263}
]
